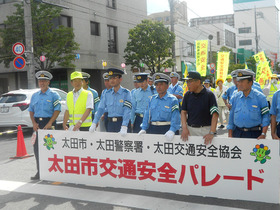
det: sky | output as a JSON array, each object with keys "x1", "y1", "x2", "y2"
[{"x1": 147, "y1": 0, "x2": 234, "y2": 20}]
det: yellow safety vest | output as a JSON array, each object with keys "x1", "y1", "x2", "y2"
[
  {"x1": 67, "y1": 90, "x2": 92, "y2": 127},
  {"x1": 268, "y1": 83, "x2": 278, "y2": 99}
]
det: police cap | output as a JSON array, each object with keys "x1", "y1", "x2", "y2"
[
  {"x1": 236, "y1": 69, "x2": 255, "y2": 81},
  {"x1": 135, "y1": 73, "x2": 149, "y2": 83},
  {"x1": 204, "y1": 79, "x2": 211, "y2": 84},
  {"x1": 35, "y1": 71, "x2": 53, "y2": 80},
  {"x1": 81, "y1": 72, "x2": 91, "y2": 80},
  {"x1": 103, "y1": 73, "x2": 109, "y2": 80},
  {"x1": 153, "y1": 73, "x2": 171, "y2": 84},
  {"x1": 231, "y1": 70, "x2": 238, "y2": 78},
  {"x1": 169, "y1": 72, "x2": 180, "y2": 80},
  {"x1": 107, "y1": 68, "x2": 125, "y2": 78},
  {"x1": 148, "y1": 76, "x2": 153, "y2": 81}
]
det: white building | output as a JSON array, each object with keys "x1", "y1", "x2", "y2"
[
  {"x1": 234, "y1": 0, "x2": 280, "y2": 64},
  {"x1": 0, "y1": 0, "x2": 147, "y2": 94}
]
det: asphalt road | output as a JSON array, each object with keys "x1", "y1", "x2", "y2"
[{"x1": 0, "y1": 128, "x2": 279, "y2": 210}]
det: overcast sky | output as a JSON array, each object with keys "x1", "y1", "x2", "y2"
[{"x1": 147, "y1": 0, "x2": 234, "y2": 19}]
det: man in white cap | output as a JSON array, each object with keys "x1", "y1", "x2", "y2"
[
  {"x1": 138, "y1": 73, "x2": 180, "y2": 141},
  {"x1": 168, "y1": 72, "x2": 183, "y2": 110},
  {"x1": 29, "y1": 70, "x2": 61, "y2": 180},
  {"x1": 63, "y1": 71, "x2": 93, "y2": 131}
]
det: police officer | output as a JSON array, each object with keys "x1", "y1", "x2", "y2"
[
  {"x1": 148, "y1": 75, "x2": 154, "y2": 87},
  {"x1": 204, "y1": 79, "x2": 217, "y2": 100},
  {"x1": 131, "y1": 75, "x2": 139, "y2": 97},
  {"x1": 270, "y1": 88, "x2": 280, "y2": 139},
  {"x1": 131, "y1": 73, "x2": 156, "y2": 133},
  {"x1": 29, "y1": 71, "x2": 61, "y2": 180},
  {"x1": 81, "y1": 72, "x2": 100, "y2": 120},
  {"x1": 63, "y1": 71, "x2": 93, "y2": 131},
  {"x1": 181, "y1": 71, "x2": 219, "y2": 145},
  {"x1": 90, "y1": 68, "x2": 132, "y2": 136},
  {"x1": 168, "y1": 72, "x2": 183, "y2": 108},
  {"x1": 138, "y1": 73, "x2": 180, "y2": 141},
  {"x1": 99, "y1": 72, "x2": 111, "y2": 131},
  {"x1": 227, "y1": 69, "x2": 270, "y2": 139}
]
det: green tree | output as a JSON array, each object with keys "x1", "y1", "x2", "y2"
[
  {"x1": 124, "y1": 19, "x2": 175, "y2": 75},
  {"x1": 0, "y1": 1, "x2": 79, "y2": 70}
]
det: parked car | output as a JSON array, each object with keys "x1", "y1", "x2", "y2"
[{"x1": 0, "y1": 88, "x2": 67, "y2": 129}]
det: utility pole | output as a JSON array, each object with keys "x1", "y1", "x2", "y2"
[
  {"x1": 24, "y1": 0, "x2": 36, "y2": 88},
  {"x1": 169, "y1": 0, "x2": 176, "y2": 72},
  {"x1": 254, "y1": 6, "x2": 259, "y2": 54}
]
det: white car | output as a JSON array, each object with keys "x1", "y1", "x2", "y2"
[{"x1": 0, "y1": 88, "x2": 67, "y2": 128}]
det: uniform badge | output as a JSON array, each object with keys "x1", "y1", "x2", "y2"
[
  {"x1": 252, "y1": 105, "x2": 258, "y2": 108},
  {"x1": 47, "y1": 100, "x2": 51, "y2": 102},
  {"x1": 109, "y1": 71, "x2": 113, "y2": 75},
  {"x1": 155, "y1": 75, "x2": 161, "y2": 79},
  {"x1": 165, "y1": 106, "x2": 170, "y2": 108},
  {"x1": 119, "y1": 99, "x2": 124, "y2": 103}
]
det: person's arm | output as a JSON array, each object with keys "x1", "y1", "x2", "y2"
[
  {"x1": 29, "y1": 111, "x2": 39, "y2": 131},
  {"x1": 203, "y1": 112, "x2": 218, "y2": 145},
  {"x1": 271, "y1": 115, "x2": 279, "y2": 139},
  {"x1": 73, "y1": 108, "x2": 92, "y2": 131},
  {"x1": 180, "y1": 110, "x2": 190, "y2": 141},
  {"x1": 169, "y1": 99, "x2": 180, "y2": 132},
  {"x1": 257, "y1": 94, "x2": 270, "y2": 139},
  {"x1": 63, "y1": 110, "x2": 69, "y2": 130},
  {"x1": 44, "y1": 110, "x2": 60, "y2": 129},
  {"x1": 122, "y1": 91, "x2": 132, "y2": 127},
  {"x1": 270, "y1": 93, "x2": 279, "y2": 139}
]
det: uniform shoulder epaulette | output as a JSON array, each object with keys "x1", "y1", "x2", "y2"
[{"x1": 122, "y1": 88, "x2": 130, "y2": 93}]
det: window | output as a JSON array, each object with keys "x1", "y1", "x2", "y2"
[
  {"x1": 187, "y1": 42, "x2": 195, "y2": 57},
  {"x1": 90, "y1": 21, "x2": 100, "y2": 36},
  {"x1": 107, "y1": 0, "x2": 116, "y2": 9},
  {"x1": 225, "y1": 29, "x2": 236, "y2": 48},
  {"x1": 239, "y1": 39, "x2": 252, "y2": 46},
  {"x1": 108, "y1": 25, "x2": 117, "y2": 53},
  {"x1": 239, "y1": 27, "x2": 251, "y2": 34},
  {"x1": 60, "y1": 15, "x2": 72, "y2": 27},
  {"x1": 52, "y1": 15, "x2": 72, "y2": 29},
  {"x1": 217, "y1": 32, "x2": 220, "y2": 45}
]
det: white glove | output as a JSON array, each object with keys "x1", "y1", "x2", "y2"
[
  {"x1": 138, "y1": 130, "x2": 146, "y2": 135},
  {"x1": 68, "y1": 125, "x2": 74, "y2": 131},
  {"x1": 164, "y1": 130, "x2": 175, "y2": 141},
  {"x1": 119, "y1": 126, "x2": 128, "y2": 137},
  {"x1": 89, "y1": 123, "x2": 97, "y2": 132}
]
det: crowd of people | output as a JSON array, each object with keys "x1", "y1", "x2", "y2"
[{"x1": 28, "y1": 68, "x2": 280, "y2": 180}]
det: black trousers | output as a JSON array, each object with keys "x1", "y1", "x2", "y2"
[{"x1": 34, "y1": 117, "x2": 56, "y2": 175}]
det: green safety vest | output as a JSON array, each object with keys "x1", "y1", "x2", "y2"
[{"x1": 67, "y1": 90, "x2": 92, "y2": 127}]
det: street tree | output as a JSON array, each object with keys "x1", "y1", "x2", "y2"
[
  {"x1": 124, "y1": 19, "x2": 175, "y2": 75},
  {"x1": 0, "y1": 1, "x2": 79, "y2": 71}
]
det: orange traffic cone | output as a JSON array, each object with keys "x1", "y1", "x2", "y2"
[{"x1": 10, "y1": 125, "x2": 33, "y2": 159}]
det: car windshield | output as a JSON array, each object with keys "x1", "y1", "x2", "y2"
[{"x1": 0, "y1": 94, "x2": 27, "y2": 103}]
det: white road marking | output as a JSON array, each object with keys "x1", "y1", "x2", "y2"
[{"x1": 0, "y1": 180, "x2": 243, "y2": 210}]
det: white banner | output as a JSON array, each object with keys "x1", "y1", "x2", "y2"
[{"x1": 39, "y1": 130, "x2": 280, "y2": 203}]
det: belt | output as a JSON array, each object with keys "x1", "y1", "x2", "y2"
[
  {"x1": 151, "y1": 121, "x2": 171, "y2": 126},
  {"x1": 108, "y1": 117, "x2": 123, "y2": 122},
  {"x1": 188, "y1": 124, "x2": 209, "y2": 128},
  {"x1": 35, "y1": 117, "x2": 51, "y2": 121},
  {"x1": 136, "y1": 113, "x2": 144, "y2": 117},
  {"x1": 236, "y1": 126, "x2": 261, "y2": 132}
]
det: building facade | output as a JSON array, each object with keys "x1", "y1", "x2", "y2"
[
  {"x1": 0, "y1": 0, "x2": 147, "y2": 94},
  {"x1": 234, "y1": 0, "x2": 280, "y2": 66}
]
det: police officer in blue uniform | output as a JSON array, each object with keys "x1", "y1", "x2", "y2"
[
  {"x1": 227, "y1": 69, "x2": 270, "y2": 139},
  {"x1": 131, "y1": 75, "x2": 139, "y2": 97},
  {"x1": 29, "y1": 71, "x2": 61, "y2": 180},
  {"x1": 90, "y1": 68, "x2": 132, "y2": 136},
  {"x1": 139, "y1": 73, "x2": 180, "y2": 141},
  {"x1": 100, "y1": 72, "x2": 111, "y2": 131},
  {"x1": 81, "y1": 72, "x2": 100, "y2": 120},
  {"x1": 168, "y1": 72, "x2": 184, "y2": 110},
  {"x1": 131, "y1": 73, "x2": 156, "y2": 133},
  {"x1": 269, "y1": 89, "x2": 280, "y2": 139}
]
